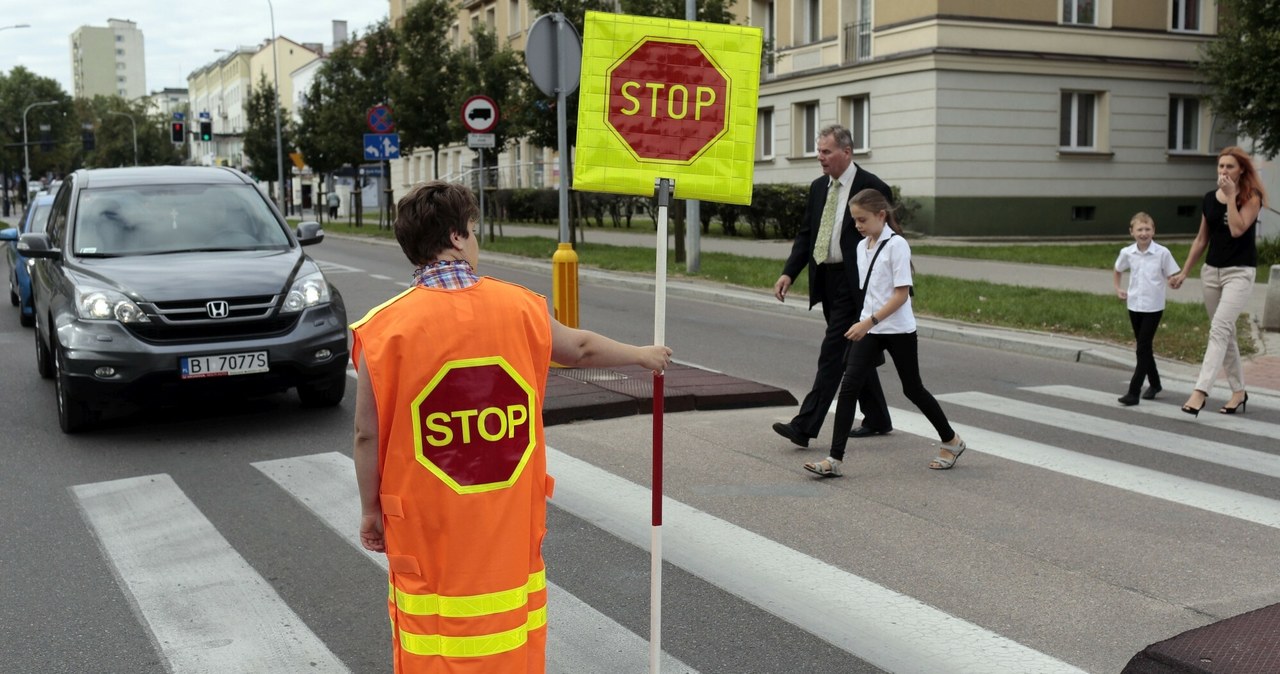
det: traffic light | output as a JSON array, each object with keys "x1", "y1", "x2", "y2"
[
  {"x1": 82, "y1": 124, "x2": 95, "y2": 152},
  {"x1": 171, "y1": 122, "x2": 185, "y2": 144},
  {"x1": 199, "y1": 121, "x2": 212, "y2": 142}
]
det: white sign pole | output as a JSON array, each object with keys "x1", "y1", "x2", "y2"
[{"x1": 650, "y1": 177, "x2": 671, "y2": 674}]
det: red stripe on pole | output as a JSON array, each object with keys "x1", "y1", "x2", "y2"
[{"x1": 652, "y1": 372, "x2": 664, "y2": 527}]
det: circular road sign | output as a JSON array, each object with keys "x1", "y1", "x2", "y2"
[
  {"x1": 367, "y1": 104, "x2": 395, "y2": 133},
  {"x1": 606, "y1": 38, "x2": 729, "y2": 163},
  {"x1": 525, "y1": 13, "x2": 582, "y2": 98},
  {"x1": 462, "y1": 95, "x2": 499, "y2": 133}
]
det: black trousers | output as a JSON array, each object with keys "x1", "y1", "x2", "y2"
[
  {"x1": 1127, "y1": 310, "x2": 1163, "y2": 395},
  {"x1": 830, "y1": 331, "x2": 954, "y2": 461},
  {"x1": 790, "y1": 263, "x2": 891, "y2": 440}
]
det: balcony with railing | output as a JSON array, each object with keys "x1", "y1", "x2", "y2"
[{"x1": 843, "y1": 20, "x2": 871, "y2": 64}]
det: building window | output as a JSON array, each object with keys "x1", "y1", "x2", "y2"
[
  {"x1": 116, "y1": 48, "x2": 124, "y2": 56},
  {"x1": 117, "y1": 75, "x2": 126, "y2": 83},
  {"x1": 1168, "y1": 96, "x2": 1200, "y2": 152},
  {"x1": 1060, "y1": 91, "x2": 1096, "y2": 150},
  {"x1": 509, "y1": 0, "x2": 520, "y2": 31},
  {"x1": 1171, "y1": 0, "x2": 1199, "y2": 31},
  {"x1": 486, "y1": 7, "x2": 496, "y2": 29},
  {"x1": 1071, "y1": 206, "x2": 1096, "y2": 221},
  {"x1": 756, "y1": 108, "x2": 774, "y2": 160},
  {"x1": 805, "y1": 0, "x2": 820, "y2": 42},
  {"x1": 1062, "y1": 0, "x2": 1094, "y2": 25},
  {"x1": 798, "y1": 102, "x2": 819, "y2": 156},
  {"x1": 845, "y1": 95, "x2": 870, "y2": 152}
]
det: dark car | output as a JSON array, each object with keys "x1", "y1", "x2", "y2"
[
  {"x1": 2, "y1": 192, "x2": 56, "y2": 326},
  {"x1": 19, "y1": 166, "x2": 349, "y2": 432}
]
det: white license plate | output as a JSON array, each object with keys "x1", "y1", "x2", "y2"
[{"x1": 180, "y1": 351, "x2": 269, "y2": 379}]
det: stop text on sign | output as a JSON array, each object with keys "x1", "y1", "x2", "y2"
[
  {"x1": 424, "y1": 405, "x2": 529, "y2": 446},
  {"x1": 606, "y1": 38, "x2": 730, "y2": 163}
]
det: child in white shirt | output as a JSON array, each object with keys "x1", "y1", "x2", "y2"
[{"x1": 1113, "y1": 212, "x2": 1180, "y2": 406}]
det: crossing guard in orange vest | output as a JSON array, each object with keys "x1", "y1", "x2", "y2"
[{"x1": 352, "y1": 181, "x2": 671, "y2": 673}]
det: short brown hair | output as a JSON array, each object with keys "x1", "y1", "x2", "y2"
[
  {"x1": 1130, "y1": 211, "x2": 1154, "y2": 228},
  {"x1": 393, "y1": 181, "x2": 478, "y2": 265}
]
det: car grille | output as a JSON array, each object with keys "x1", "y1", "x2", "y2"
[{"x1": 129, "y1": 294, "x2": 300, "y2": 343}]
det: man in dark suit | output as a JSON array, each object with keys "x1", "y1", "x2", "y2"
[{"x1": 772, "y1": 124, "x2": 893, "y2": 448}]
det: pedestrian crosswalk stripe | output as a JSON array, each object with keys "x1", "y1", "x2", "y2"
[
  {"x1": 887, "y1": 407, "x2": 1280, "y2": 531},
  {"x1": 70, "y1": 474, "x2": 349, "y2": 674},
  {"x1": 1025, "y1": 384, "x2": 1278, "y2": 439},
  {"x1": 252, "y1": 453, "x2": 698, "y2": 674},
  {"x1": 939, "y1": 391, "x2": 1280, "y2": 480},
  {"x1": 545, "y1": 448, "x2": 1087, "y2": 674}
]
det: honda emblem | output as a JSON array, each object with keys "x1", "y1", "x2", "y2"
[{"x1": 206, "y1": 300, "x2": 230, "y2": 319}]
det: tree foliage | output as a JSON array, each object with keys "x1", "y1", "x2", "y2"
[
  {"x1": 390, "y1": 0, "x2": 456, "y2": 174},
  {"x1": 77, "y1": 95, "x2": 183, "y2": 169},
  {"x1": 0, "y1": 66, "x2": 76, "y2": 185},
  {"x1": 243, "y1": 72, "x2": 293, "y2": 186},
  {"x1": 1199, "y1": 0, "x2": 1280, "y2": 158}
]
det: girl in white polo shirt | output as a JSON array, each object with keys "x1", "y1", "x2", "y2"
[
  {"x1": 804, "y1": 189, "x2": 966, "y2": 477},
  {"x1": 1113, "y1": 212, "x2": 1180, "y2": 406}
]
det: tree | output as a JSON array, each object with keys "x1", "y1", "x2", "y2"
[
  {"x1": 1199, "y1": 0, "x2": 1280, "y2": 158},
  {"x1": 244, "y1": 72, "x2": 293, "y2": 196},
  {"x1": 77, "y1": 95, "x2": 183, "y2": 169},
  {"x1": 448, "y1": 26, "x2": 530, "y2": 152},
  {"x1": 0, "y1": 66, "x2": 76, "y2": 195},
  {"x1": 390, "y1": 0, "x2": 456, "y2": 177}
]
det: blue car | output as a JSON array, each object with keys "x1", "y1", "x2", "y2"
[{"x1": 2, "y1": 193, "x2": 56, "y2": 327}]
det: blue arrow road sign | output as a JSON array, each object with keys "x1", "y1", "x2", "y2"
[{"x1": 363, "y1": 133, "x2": 400, "y2": 160}]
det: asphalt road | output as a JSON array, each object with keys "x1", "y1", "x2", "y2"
[{"x1": 1, "y1": 234, "x2": 1277, "y2": 673}]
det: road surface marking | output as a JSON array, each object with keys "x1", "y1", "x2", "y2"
[{"x1": 1024, "y1": 384, "x2": 1279, "y2": 440}]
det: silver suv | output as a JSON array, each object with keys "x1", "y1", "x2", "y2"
[{"x1": 19, "y1": 166, "x2": 348, "y2": 432}]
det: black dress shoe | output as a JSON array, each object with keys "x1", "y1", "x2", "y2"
[
  {"x1": 1141, "y1": 385, "x2": 1161, "y2": 400},
  {"x1": 849, "y1": 425, "x2": 892, "y2": 439},
  {"x1": 772, "y1": 422, "x2": 809, "y2": 448},
  {"x1": 1118, "y1": 393, "x2": 1140, "y2": 406}
]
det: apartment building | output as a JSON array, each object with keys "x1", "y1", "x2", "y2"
[
  {"x1": 387, "y1": 0, "x2": 1228, "y2": 235},
  {"x1": 69, "y1": 19, "x2": 146, "y2": 100}
]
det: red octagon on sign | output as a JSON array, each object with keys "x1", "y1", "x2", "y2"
[
  {"x1": 606, "y1": 39, "x2": 730, "y2": 163},
  {"x1": 411, "y1": 357, "x2": 536, "y2": 494}
]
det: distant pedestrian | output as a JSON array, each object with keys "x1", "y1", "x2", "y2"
[
  {"x1": 1113, "y1": 212, "x2": 1179, "y2": 406},
  {"x1": 1170, "y1": 146, "x2": 1268, "y2": 416},
  {"x1": 772, "y1": 124, "x2": 893, "y2": 450},
  {"x1": 803, "y1": 188, "x2": 965, "y2": 477},
  {"x1": 326, "y1": 191, "x2": 340, "y2": 219}
]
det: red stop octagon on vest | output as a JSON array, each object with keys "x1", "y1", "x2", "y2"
[
  {"x1": 413, "y1": 359, "x2": 535, "y2": 491},
  {"x1": 606, "y1": 39, "x2": 730, "y2": 163}
]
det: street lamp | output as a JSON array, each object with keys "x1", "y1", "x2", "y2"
[
  {"x1": 23, "y1": 100, "x2": 59, "y2": 188},
  {"x1": 105, "y1": 111, "x2": 138, "y2": 166},
  {"x1": 0, "y1": 24, "x2": 31, "y2": 32},
  {"x1": 266, "y1": 0, "x2": 286, "y2": 215}
]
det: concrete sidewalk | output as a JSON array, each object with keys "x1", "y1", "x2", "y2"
[{"x1": 491, "y1": 223, "x2": 1280, "y2": 396}]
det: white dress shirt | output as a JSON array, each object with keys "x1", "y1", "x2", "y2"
[
  {"x1": 1114, "y1": 241, "x2": 1179, "y2": 312},
  {"x1": 857, "y1": 231, "x2": 916, "y2": 334}
]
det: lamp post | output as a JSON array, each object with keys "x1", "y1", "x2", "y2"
[
  {"x1": 105, "y1": 111, "x2": 138, "y2": 166},
  {"x1": 0, "y1": 23, "x2": 31, "y2": 32},
  {"x1": 266, "y1": 0, "x2": 286, "y2": 215},
  {"x1": 23, "y1": 100, "x2": 59, "y2": 188}
]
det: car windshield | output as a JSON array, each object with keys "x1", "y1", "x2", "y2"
[
  {"x1": 25, "y1": 202, "x2": 53, "y2": 234},
  {"x1": 72, "y1": 184, "x2": 291, "y2": 256}
]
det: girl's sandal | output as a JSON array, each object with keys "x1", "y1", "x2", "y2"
[
  {"x1": 928, "y1": 440, "x2": 967, "y2": 470},
  {"x1": 803, "y1": 457, "x2": 843, "y2": 477}
]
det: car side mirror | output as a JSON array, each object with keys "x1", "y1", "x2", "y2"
[
  {"x1": 17, "y1": 232, "x2": 60, "y2": 260},
  {"x1": 295, "y1": 221, "x2": 325, "y2": 246},
  {"x1": 0, "y1": 227, "x2": 16, "y2": 242}
]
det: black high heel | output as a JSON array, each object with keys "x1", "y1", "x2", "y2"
[
  {"x1": 1220, "y1": 393, "x2": 1248, "y2": 415},
  {"x1": 1181, "y1": 401, "x2": 1206, "y2": 417}
]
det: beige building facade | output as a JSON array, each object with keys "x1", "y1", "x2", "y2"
[{"x1": 70, "y1": 19, "x2": 146, "y2": 100}]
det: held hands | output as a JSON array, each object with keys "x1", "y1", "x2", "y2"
[
  {"x1": 773, "y1": 275, "x2": 792, "y2": 302},
  {"x1": 844, "y1": 318, "x2": 871, "y2": 341},
  {"x1": 1169, "y1": 271, "x2": 1186, "y2": 290}
]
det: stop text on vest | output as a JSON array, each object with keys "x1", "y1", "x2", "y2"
[
  {"x1": 618, "y1": 82, "x2": 717, "y2": 121},
  {"x1": 423, "y1": 405, "x2": 530, "y2": 446}
]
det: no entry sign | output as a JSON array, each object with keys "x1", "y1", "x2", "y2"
[{"x1": 574, "y1": 12, "x2": 762, "y2": 205}]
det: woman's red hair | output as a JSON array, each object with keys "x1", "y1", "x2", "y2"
[{"x1": 1219, "y1": 146, "x2": 1269, "y2": 208}]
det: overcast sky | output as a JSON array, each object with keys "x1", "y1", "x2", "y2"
[{"x1": 0, "y1": 2, "x2": 390, "y2": 95}]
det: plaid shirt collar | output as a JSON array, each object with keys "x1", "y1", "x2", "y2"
[{"x1": 412, "y1": 259, "x2": 480, "y2": 290}]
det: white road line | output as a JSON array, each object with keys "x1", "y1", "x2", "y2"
[
  {"x1": 887, "y1": 407, "x2": 1280, "y2": 530},
  {"x1": 71, "y1": 474, "x2": 348, "y2": 674},
  {"x1": 251, "y1": 453, "x2": 697, "y2": 674},
  {"x1": 545, "y1": 449, "x2": 1086, "y2": 674},
  {"x1": 368, "y1": 274, "x2": 394, "y2": 281},
  {"x1": 1024, "y1": 384, "x2": 1280, "y2": 440},
  {"x1": 939, "y1": 391, "x2": 1280, "y2": 480},
  {"x1": 315, "y1": 260, "x2": 364, "y2": 274}
]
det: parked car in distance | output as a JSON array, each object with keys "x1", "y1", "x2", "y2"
[
  {"x1": 1, "y1": 192, "x2": 56, "y2": 326},
  {"x1": 19, "y1": 166, "x2": 349, "y2": 433}
]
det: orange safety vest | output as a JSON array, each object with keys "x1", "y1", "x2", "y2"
[{"x1": 351, "y1": 278, "x2": 553, "y2": 674}]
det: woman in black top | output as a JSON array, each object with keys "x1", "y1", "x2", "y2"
[{"x1": 1171, "y1": 146, "x2": 1268, "y2": 416}]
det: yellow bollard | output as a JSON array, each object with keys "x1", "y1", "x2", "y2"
[{"x1": 552, "y1": 242, "x2": 580, "y2": 328}]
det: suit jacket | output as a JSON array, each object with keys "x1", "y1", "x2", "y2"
[{"x1": 781, "y1": 164, "x2": 894, "y2": 309}]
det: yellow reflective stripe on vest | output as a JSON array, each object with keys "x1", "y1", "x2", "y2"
[
  {"x1": 398, "y1": 605, "x2": 548, "y2": 658},
  {"x1": 391, "y1": 569, "x2": 546, "y2": 618}
]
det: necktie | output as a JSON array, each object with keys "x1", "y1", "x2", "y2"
[{"x1": 813, "y1": 177, "x2": 840, "y2": 263}]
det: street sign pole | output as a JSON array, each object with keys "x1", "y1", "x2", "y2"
[
  {"x1": 478, "y1": 148, "x2": 486, "y2": 244},
  {"x1": 555, "y1": 14, "x2": 572, "y2": 247}
]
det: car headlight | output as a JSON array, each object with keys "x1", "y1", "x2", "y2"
[
  {"x1": 281, "y1": 271, "x2": 331, "y2": 313},
  {"x1": 77, "y1": 289, "x2": 150, "y2": 323}
]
